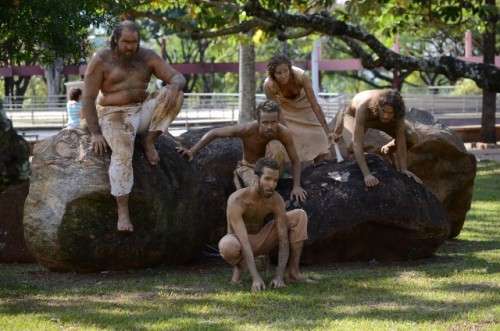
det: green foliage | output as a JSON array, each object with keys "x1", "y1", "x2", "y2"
[{"x1": 0, "y1": 0, "x2": 125, "y2": 64}]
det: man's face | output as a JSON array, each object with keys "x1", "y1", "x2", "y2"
[
  {"x1": 257, "y1": 167, "x2": 280, "y2": 198},
  {"x1": 378, "y1": 105, "x2": 395, "y2": 123},
  {"x1": 117, "y1": 29, "x2": 139, "y2": 58},
  {"x1": 258, "y1": 111, "x2": 279, "y2": 139},
  {"x1": 274, "y1": 64, "x2": 290, "y2": 85}
]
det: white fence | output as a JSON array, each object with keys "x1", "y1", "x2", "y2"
[{"x1": 3, "y1": 93, "x2": 499, "y2": 130}]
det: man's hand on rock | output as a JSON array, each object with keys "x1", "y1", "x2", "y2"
[
  {"x1": 175, "y1": 146, "x2": 194, "y2": 161},
  {"x1": 91, "y1": 133, "x2": 108, "y2": 155}
]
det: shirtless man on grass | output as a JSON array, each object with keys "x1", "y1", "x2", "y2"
[
  {"x1": 218, "y1": 157, "x2": 315, "y2": 292},
  {"x1": 83, "y1": 20, "x2": 186, "y2": 232}
]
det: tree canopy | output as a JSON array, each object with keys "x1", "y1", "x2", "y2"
[{"x1": 128, "y1": 0, "x2": 499, "y2": 92}]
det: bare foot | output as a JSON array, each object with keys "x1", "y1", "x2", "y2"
[
  {"x1": 288, "y1": 274, "x2": 317, "y2": 284},
  {"x1": 231, "y1": 263, "x2": 246, "y2": 284},
  {"x1": 141, "y1": 136, "x2": 160, "y2": 165},
  {"x1": 117, "y1": 212, "x2": 134, "y2": 232}
]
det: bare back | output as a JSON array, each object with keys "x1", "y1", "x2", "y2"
[{"x1": 236, "y1": 122, "x2": 294, "y2": 164}]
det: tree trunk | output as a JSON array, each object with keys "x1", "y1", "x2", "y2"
[
  {"x1": 238, "y1": 39, "x2": 256, "y2": 123},
  {"x1": 480, "y1": 0, "x2": 498, "y2": 144},
  {"x1": 43, "y1": 58, "x2": 63, "y2": 106}
]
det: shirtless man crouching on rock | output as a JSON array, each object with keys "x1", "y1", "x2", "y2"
[
  {"x1": 218, "y1": 157, "x2": 316, "y2": 292},
  {"x1": 82, "y1": 20, "x2": 186, "y2": 232}
]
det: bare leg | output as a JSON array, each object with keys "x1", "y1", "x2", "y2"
[
  {"x1": 116, "y1": 194, "x2": 134, "y2": 232},
  {"x1": 288, "y1": 241, "x2": 316, "y2": 283},
  {"x1": 231, "y1": 260, "x2": 246, "y2": 284}
]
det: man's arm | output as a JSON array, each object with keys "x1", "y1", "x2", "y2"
[
  {"x1": 82, "y1": 53, "x2": 107, "y2": 155},
  {"x1": 149, "y1": 51, "x2": 186, "y2": 109},
  {"x1": 394, "y1": 117, "x2": 422, "y2": 184},
  {"x1": 280, "y1": 129, "x2": 307, "y2": 202},
  {"x1": 226, "y1": 198, "x2": 265, "y2": 292},
  {"x1": 269, "y1": 198, "x2": 289, "y2": 289},
  {"x1": 352, "y1": 107, "x2": 379, "y2": 187},
  {"x1": 176, "y1": 124, "x2": 246, "y2": 161}
]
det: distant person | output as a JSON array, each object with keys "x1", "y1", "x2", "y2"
[
  {"x1": 332, "y1": 89, "x2": 421, "y2": 187},
  {"x1": 219, "y1": 157, "x2": 315, "y2": 292},
  {"x1": 82, "y1": 20, "x2": 186, "y2": 232},
  {"x1": 263, "y1": 53, "x2": 332, "y2": 164},
  {"x1": 176, "y1": 100, "x2": 307, "y2": 202},
  {"x1": 66, "y1": 87, "x2": 82, "y2": 128}
]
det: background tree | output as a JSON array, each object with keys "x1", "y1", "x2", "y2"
[{"x1": 127, "y1": 0, "x2": 499, "y2": 142}]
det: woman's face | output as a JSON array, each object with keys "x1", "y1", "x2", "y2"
[{"x1": 274, "y1": 64, "x2": 290, "y2": 85}]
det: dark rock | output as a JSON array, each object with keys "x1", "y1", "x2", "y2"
[
  {"x1": 23, "y1": 128, "x2": 210, "y2": 272},
  {"x1": 177, "y1": 127, "x2": 242, "y2": 246},
  {"x1": 276, "y1": 155, "x2": 450, "y2": 263},
  {"x1": 0, "y1": 106, "x2": 30, "y2": 192},
  {"x1": 0, "y1": 181, "x2": 35, "y2": 263},
  {"x1": 359, "y1": 108, "x2": 476, "y2": 238}
]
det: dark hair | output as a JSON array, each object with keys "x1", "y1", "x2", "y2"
[
  {"x1": 255, "y1": 100, "x2": 281, "y2": 122},
  {"x1": 369, "y1": 89, "x2": 406, "y2": 119},
  {"x1": 69, "y1": 87, "x2": 82, "y2": 101},
  {"x1": 267, "y1": 53, "x2": 293, "y2": 81},
  {"x1": 254, "y1": 157, "x2": 280, "y2": 176},
  {"x1": 110, "y1": 20, "x2": 140, "y2": 51}
]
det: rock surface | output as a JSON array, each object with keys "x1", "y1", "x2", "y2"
[
  {"x1": 0, "y1": 108, "x2": 30, "y2": 192},
  {"x1": 23, "y1": 128, "x2": 210, "y2": 272},
  {"x1": 0, "y1": 181, "x2": 35, "y2": 263},
  {"x1": 359, "y1": 108, "x2": 476, "y2": 238},
  {"x1": 276, "y1": 155, "x2": 450, "y2": 263}
]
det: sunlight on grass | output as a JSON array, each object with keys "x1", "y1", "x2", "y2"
[{"x1": 0, "y1": 162, "x2": 499, "y2": 330}]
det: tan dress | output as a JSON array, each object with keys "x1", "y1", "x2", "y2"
[{"x1": 267, "y1": 67, "x2": 329, "y2": 162}]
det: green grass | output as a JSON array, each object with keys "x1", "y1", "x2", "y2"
[{"x1": 1, "y1": 161, "x2": 499, "y2": 331}]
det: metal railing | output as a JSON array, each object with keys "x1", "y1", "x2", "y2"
[{"x1": 3, "y1": 93, "x2": 499, "y2": 130}]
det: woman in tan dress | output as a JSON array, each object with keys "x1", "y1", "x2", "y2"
[{"x1": 263, "y1": 53, "x2": 332, "y2": 164}]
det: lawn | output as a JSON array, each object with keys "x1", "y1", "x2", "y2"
[{"x1": 0, "y1": 161, "x2": 498, "y2": 331}]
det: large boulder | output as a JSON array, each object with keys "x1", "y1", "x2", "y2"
[
  {"x1": 177, "y1": 127, "x2": 242, "y2": 246},
  {"x1": 0, "y1": 181, "x2": 36, "y2": 263},
  {"x1": 178, "y1": 127, "x2": 450, "y2": 262},
  {"x1": 359, "y1": 108, "x2": 476, "y2": 238},
  {"x1": 23, "y1": 128, "x2": 210, "y2": 272},
  {"x1": 276, "y1": 155, "x2": 450, "y2": 263},
  {"x1": 0, "y1": 106, "x2": 30, "y2": 192}
]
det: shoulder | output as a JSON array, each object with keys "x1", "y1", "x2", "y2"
[
  {"x1": 292, "y1": 66, "x2": 305, "y2": 83},
  {"x1": 263, "y1": 77, "x2": 279, "y2": 95}
]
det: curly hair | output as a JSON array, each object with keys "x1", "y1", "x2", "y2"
[
  {"x1": 266, "y1": 53, "x2": 293, "y2": 81},
  {"x1": 368, "y1": 89, "x2": 406, "y2": 120},
  {"x1": 254, "y1": 157, "x2": 280, "y2": 176},
  {"x1": 110, "y1": 20, "x2": 140, "y2": 51},
  {"x1": 255, "y1": 100, "x2": 281, "y2": 122}
]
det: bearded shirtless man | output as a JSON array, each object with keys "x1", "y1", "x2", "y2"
[
  {"x1": 83, "y1": 20, "x2": 186, "y2": 232},
  {"x1": 332, "y1": 89, "x2": 421, "y2": 187},
  {"x1": 176, "y1": 100, "x2": 307, "y2": 202},
  {"x1": 219, "y1": 157, "x2": 315, "y2": 292}
]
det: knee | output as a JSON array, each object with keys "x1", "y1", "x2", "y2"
[{"x1": 218, "y1": 235, "x2": 242, "y2": 266}]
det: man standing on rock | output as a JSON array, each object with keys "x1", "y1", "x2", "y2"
[
  {"x1": 176, "y1": 100, "x2": 307, "y2": 202},
  {"x1": 218, "y1": 157, "x2": 315, "y2": 292},
  {"x1": 83, "y1": 20, "x2": 186, "y2": 232},
  {"x1": 332, "y1": 89, "x2": 422, "y2": 187}
]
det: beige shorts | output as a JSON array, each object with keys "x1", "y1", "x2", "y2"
[
  {"x1": 97, "y1": 86, "x2": 183, "y2": 196},
  {"x1": 218, "y1": 209, "x2": 308, "y2": 266}
]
